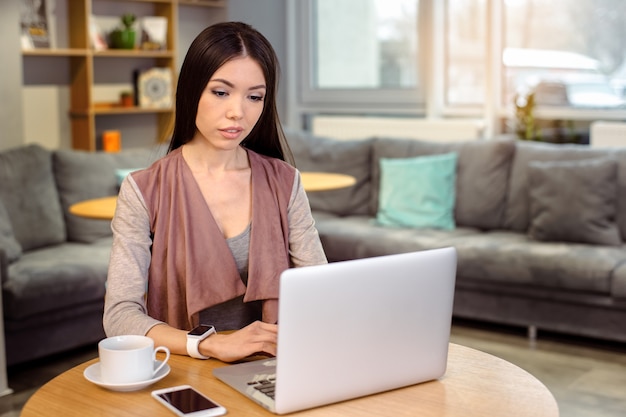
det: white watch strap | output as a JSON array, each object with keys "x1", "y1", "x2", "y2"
[
  {"x1": 186, "y1": 326, "x2": 215, "y2": 359},
  {"x1": 186, "y1": 336, "x2": 210, "y2": 359}
]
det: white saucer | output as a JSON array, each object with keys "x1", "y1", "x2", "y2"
[{"x1": 83, "y1": 360, "x2": 170, "y2": 392}]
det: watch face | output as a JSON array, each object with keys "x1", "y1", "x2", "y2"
[{"x1": 189, "y1": 325, "x2": 213, "y2": 336}]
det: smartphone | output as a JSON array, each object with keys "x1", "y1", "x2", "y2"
[{"x1": 152, "y1": 385, "x2": 227, "y2": 417}]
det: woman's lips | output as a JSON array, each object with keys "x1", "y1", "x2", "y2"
[{"x1": 219, "y1": 127, "x2": 244, "y2": 139}]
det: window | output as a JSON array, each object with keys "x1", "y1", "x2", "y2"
[
  {"x1": 315, "y1": 0, "x2": 418, "y2": 89},
  {"x1": 297, "y1": 0, "x2": 423, "y2": 113},
  {"x1": 503, "y1": 0, "x2": 626, "y2": 109},
  {"x1": 290, "y1": 0, "x2": 626, "y2": 127},
  {"x1": 445, "y1": 0, "x2": 487, "y2": 106}
]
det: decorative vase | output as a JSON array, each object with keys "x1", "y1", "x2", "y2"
[{"x1": 110, "y1": 30, "x2": 135, "y2": 49}]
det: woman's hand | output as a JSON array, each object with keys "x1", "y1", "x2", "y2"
[{"x1": 200, "y1": 321, "x2": 278, "y2": 362}]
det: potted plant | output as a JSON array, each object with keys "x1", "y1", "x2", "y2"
[
  {"x1": 120, "y1": 91, "x2": 134, "y2": 107},
  {"x1": 513, "y1": 91, "x2": 586, "y2": 144},
  {"x1": 514, "y1": 91, "x2": 542, "y2": 141},
  {"x1": 109, "y1": 13, "x2": 136, "y2": 49}
]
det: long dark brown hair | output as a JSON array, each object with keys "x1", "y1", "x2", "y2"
[{"x1": 168, "y1": 22, "x2": 293, "y2": 165}]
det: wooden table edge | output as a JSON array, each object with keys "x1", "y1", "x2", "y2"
[{"x1": 21, "y1": 343, "x2": 559, "y2": 417}]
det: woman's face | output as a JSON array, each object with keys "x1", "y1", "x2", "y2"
[{"x1": 194, "y1": 55, "x2": 266, "y2": 151}]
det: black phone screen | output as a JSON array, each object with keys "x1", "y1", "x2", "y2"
[{"x1": 158, "y1": 387, "x2": 220, "y2": 413}]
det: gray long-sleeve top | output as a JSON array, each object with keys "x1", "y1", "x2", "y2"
[{"x1": 103, "y1": 170, "x2": 327, "y2": 336}]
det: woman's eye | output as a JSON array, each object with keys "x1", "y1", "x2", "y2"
[
  {"x1": 250, "y1": 95, "x2": 264, "y2": 102},
  {"x1": 212, "y1": 90, "x2": 228, "y2": 97}
]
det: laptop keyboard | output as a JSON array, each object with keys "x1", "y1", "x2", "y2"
[{"x1": 246, "y1": 372, "x2": 277, "y2": 405}]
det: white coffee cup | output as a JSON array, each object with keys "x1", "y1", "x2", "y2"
[{"x1": 98, "y1": 335, "x2": 170, "y2": 384}]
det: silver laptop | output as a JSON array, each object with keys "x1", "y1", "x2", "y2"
[{"x1": 213, "y1": 247, "x2": 457, "y2": 414}]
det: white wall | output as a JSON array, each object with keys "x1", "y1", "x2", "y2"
[
  {"x1": 0, "y1": 0, "x2": 24, "y2": 151},
  {"x1": 228, "y1": 0, "x2": 288, "y2": 120},
  {"x1": 311, "y1": 115, "x2": 485, "y2": 142}
]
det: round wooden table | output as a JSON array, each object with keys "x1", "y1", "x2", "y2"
[
  {"x1": 68, "y1": 172, "x2": 357, "y2": 220},
  {"x1": 69, "y1": 196, "x2": 118, "y2": 220},
  {"x1": 300, "y1": 171, "x2": 356, "y2": 192},
  {"x1": 20, "y1": 343, "x2": 558, "y2": 417}
]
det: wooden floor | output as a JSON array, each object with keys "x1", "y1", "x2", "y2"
[
  {"x1": 1, "y1": 320, "x2": 625, "y2": 416},
  {"x1": 449, "y1": 320, "x2": 626, "y2": 417}
]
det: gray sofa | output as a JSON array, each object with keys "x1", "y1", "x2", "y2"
[
  {"x1": 0, "y1": 144, "x2": 166, "y2": 366},
  {"x1": 3, "y1": 127, "x2": 626, "y2": 366},
  {"x1": 287, "y1": 129, "x2": 626, "y2": 344}
]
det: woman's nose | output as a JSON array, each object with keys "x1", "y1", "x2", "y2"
[{"x1": 226, "y1": 98, "x2": 244, "y2": 120}]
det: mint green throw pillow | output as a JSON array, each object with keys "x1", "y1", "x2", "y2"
[
  {"x1": 115, "y1": 168, "x2": 142, "y2": 186},
  {"x1": 377, "y1": 153, "x2": 458, "y2": 229}
]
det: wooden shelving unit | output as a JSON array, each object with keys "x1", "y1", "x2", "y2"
[{"x1": 21, "y1": 0, "x2": 226, "y2": 151}]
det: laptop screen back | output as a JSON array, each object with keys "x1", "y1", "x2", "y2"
[{"x1": 274, "y1": 247, "x2": 457, "y2": 414}]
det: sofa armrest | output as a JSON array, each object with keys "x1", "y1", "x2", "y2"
[
  {"x1": 0, "y1": 250, "x2": 6, "y2": 285},
  {"x1": 0, "y1": 249, "x2": 12, "y2": 395}
]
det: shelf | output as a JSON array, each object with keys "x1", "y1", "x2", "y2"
[
  {"x1": 103, "y1": 0, "x2": 173, "y2": 3},
  {"x1": 70, "y1": 106, "x2": 173, "y2": 116},
  {"x1": 94, "y1": 106, "x2": 173, "y2": 115},
  {"x1": 22, "y1": 49, "x2": 174, "y2": 58},
  {"x1": 93, "y1": 49, "x2": 175, "y2": 58},
  {"x1": 179, "y1": 0, "x2": 227, "y2": 7},
  {"x1": 22, "y1": 48, "x2": 89, "y2": 57},
  {"x1": 104, "y1": 0, "x2": 228, "y2": 5}
]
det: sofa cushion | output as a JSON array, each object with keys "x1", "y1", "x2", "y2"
[
  {"x1": 611, "y1": 261, "x2": 626, "y2": 298},
  {"x1": 54, "y1": 145, "x2": 167, "y2": 243},
  {"x1": 0, "y1": 200, "x2": 22, "y2": 262},
  {"x1": 613, "y1": 149, "x2": 626, "y2": 242},
  {"x1": 448, "y1": 230, "x2": 623, "y2": 294},
  {"x1": 528, "y1": 157, "x2": 621, "y2": 246},
  {"x1": 313, "y1": 211, "x2": 622, "y2": 294},
  {"x1": 312, "y1": 211, "x2": 479, "y2": 262},
  {"x1": 371, "y1": 137, "x2": 516, "y2": 230},
  {"x1": 286, "y1": 129, "x2": 373, "y2": 216},
  {"x1": 0, "y1": 145, "x2": 66, "y2": 251},
  {"x1": 503, "y1": 141, "x2": 610, "y2": 232},
  {"x1": 3, "y1": 238, "x2": 112, "y2": 320},
  {"x1": 377, "y1": 153, "x2": 457, "y2": 230}
]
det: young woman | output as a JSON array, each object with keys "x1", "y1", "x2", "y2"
[{"x1": 103, "y1": 22, "x2": 327, "y2": 363}]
